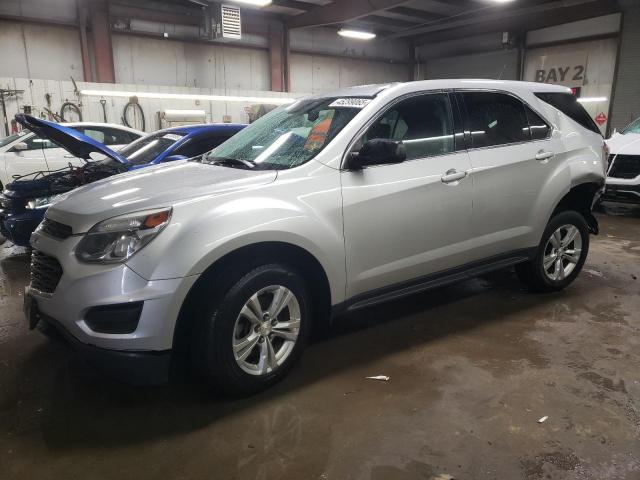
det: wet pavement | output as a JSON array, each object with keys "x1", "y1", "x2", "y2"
[{"x1": 0, "y1": 204, "x2": 639, "y2": 480}]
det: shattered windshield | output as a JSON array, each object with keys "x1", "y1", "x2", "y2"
[
  {"x1": 204, "y1": 98, "x2": 362, "y2": 170},
  {"x1": 622, "y1": 118, "x2": 640, "y2": 135}
]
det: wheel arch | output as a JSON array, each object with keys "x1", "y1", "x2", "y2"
[
  {"x1": 550, "y1": 181, "x2": 602, "y2": 234},
  {"x1": 172, "y1": 241, "x2": 333, "y2": 354}
]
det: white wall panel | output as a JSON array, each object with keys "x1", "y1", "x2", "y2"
[
  {"x1": 290, "y1": 54, "x2": 411, "y2": 94},
  {"x1": 0, "y1": 21, "x2": 83, "y2": 80},
  {"x1": 112, "y1": 34, "x2": 270, "y2": 91}
]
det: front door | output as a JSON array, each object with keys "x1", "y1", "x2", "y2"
[{"x1": 341, "y1": 92, "x2": 474, "y2": 299}]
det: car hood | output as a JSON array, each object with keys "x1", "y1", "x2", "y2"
[
  {"x1": 46, "y1": 161, "x2": 277, "y2": 233},
  {"x1": 606, "y1": 132, "x2": 640, "y2": 156},
  {"x1": 15, "y1": 114, "x2": 129, "y2": 164}
]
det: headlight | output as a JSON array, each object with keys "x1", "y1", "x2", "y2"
[
  {"x1": 75, "y1": 208, "x2": 172, "y2": 263},
  {"x1": 26, "y1": 194, "x2": 65, "y2": 210}
]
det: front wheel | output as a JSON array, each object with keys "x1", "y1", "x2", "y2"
[
  {"x1": 192, "y1": 264, "x2": 311, "y2": 396},
  {"x1": 516, "y1": 210, "x2": 590, "y2": 292}
]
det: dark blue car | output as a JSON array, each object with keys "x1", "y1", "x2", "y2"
[{"x1": 0, "y1": 115, "x2": 245, "y2": 246}]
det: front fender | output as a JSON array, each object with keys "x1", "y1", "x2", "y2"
[{"x1": 125, "y1": 172, "x2": 346, "y2": 304}]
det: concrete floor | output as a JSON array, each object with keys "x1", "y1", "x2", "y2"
[{"x1": 0, "y1": 205, "x2": 639, "y2": 480}]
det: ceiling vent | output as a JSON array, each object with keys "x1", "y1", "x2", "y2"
[{"x1": 212, "y1": 4, "x2": 241, "y2": 41}]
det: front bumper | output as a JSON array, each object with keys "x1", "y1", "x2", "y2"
[
  {"x1": 28, "y1": 228, "x2": 199, "y2": 356},
  {"x1": 0, "y1": 210, "x2": 44, "y2": 246},
  {"x1": 26, "y1": 293, "x2": 172, "y2": 385},
  {"x1": 603, "y1": 179, "x2": 640, "y2": 204}
]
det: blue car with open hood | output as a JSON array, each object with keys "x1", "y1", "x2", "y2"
[{"x1": 0, "y1": 115, "x2": 245, "y2": 246}]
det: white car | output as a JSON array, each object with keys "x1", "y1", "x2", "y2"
[
  {"x1": 604, "y1": 117, "x2": 640, "y2": 204},
  {"x1": 0, "y1": 123, "x2": 143, "y2": 189}
]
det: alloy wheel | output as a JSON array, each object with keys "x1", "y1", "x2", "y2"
[
  {"x1": 232, "y1": 285, "x2": 301, "y2": 376},
  {"x1": 542, "y1": 224, "x2": 582, "y2": 281}
]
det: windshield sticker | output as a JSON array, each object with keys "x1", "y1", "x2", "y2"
[
  {"x1": 163, "y1": 134, "x2": 183, "y2": 141},
  {"x1": 329, "y1": 98, "x2": 371, "y2": 109}
]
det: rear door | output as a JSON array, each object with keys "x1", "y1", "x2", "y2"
[
  {"x1": 458, "y1": 90, "x2": 558, "y2": 258},
  {"x1": 341, "y1": 92, "x2": 474, "y2": 298}
]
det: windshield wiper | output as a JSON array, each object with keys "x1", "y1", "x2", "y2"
[{"x1": 207, "y1": 156, "x2": 255, "y2": 169}]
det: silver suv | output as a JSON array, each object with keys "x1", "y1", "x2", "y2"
[{"x1": 25, "y1": 80, "x2": 606, "y2": 394}]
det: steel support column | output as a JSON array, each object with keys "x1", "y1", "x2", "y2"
[
  {"x1": 89, "y1": 0, "x2": 115, "y2": 83},
  {"x1": 269, "y1": 22, "x2": 287, "y2": 92},
  {"x1": 77, "y1": 0, "x2": 93, "y2": 82}
]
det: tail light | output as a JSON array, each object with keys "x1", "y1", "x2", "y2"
[{"x1": 602, "y1": 141, "x2": 609, "y2": 175}]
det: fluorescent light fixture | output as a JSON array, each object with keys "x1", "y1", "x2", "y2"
[
  {"x1": 229, "y1": 0, "x2": 272, "y2": 6},
  {"x1": 577, "y1": 97, "x2": 608, "y2": 103},
  {"x1": 338, "y1": 29, "x2": 376, "y2": 40},
  {"x1": 80, "y1": 90, "x2": 296, "y2": 105},
  {"x1": 163, "y1": 109, "x2": 206, "y2": 116}
]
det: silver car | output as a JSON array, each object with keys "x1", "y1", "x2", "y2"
[{"x1": 25, "y1": 80, "x2": 606, "y2": 394}]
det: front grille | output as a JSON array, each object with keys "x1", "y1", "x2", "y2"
[
  {"x1": 40, "y1": 218, "x2": 72, "y2": 240},
  {"x1": 608, "y1": 154, "x2": 640, "y2": 179},
  {"x1": 30, "y1": 251, "x2": 63, "y2": 294}
]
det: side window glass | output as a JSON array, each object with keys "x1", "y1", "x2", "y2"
[
  {"x1": 174, "y1": 137, "x2": 229, "y2": 158},
  {"x1": 24, "y1": 135, "x2": 55, "y2": 150},
  {"x1": 79, "y1": 128, "x2": 106, "y2": 144},
  {"x1": 104, "y1": 128, "x2": 138, "y2": 145},
  {"x1": 525, "y1": 106, "x2": 551, "y2": 140},
  {"x1": 463, "y1": 92, "x2": 530, "y2": 148},
  {"x1": 360, "y1": 93, "x2": 455, "y2": 161}
]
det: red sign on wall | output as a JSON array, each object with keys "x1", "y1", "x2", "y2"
[{"x1": 595, "y1": 112, "x2": 607, "y2": 125}]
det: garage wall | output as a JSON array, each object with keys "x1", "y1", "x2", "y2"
[
  {"x1": 610, "y1": 3, "x2": 640, "y2": 131},
  {"x1": 290, "y1": 54, "x2": 411, "y2": 94},
  {"x1": 290, "y1": 27, "x2": 411, "y2": 63},
  {"x1": 0, "y1": 20, "x2": 83, "y2": 80},
  {"x1": 421, "y1": 50, "x2": 519, "y2": 81},
  {"x1": 0, "y1": 0, "x2": 76, "y2": 23},
  {"x1": 524, "y1": 38, "x2": 618, "y2": 135},
  {"x1": 112, "y1": 34, "x2": 271, "y2": 90},
  {"x1": 0, "y1": 77, "x2": 301, "y2": 133}
]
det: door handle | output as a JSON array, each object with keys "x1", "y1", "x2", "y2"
[
  {"x1": 441, "y1": 169, "x2": 467, "y2": 184},
  {"x1": 64, "y1": 154, "x2": 76, "y2": 158},
  {"x1": 535, "y1": 150, "x2": 554, "y2": 161}
]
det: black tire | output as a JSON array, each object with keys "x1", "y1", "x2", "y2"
[
  {"x1": 191, "y1": 263, "x2": 311, "y2": 396},
  {"x1": 516, "y1": 210, "x2": 590, "y2": 292}
]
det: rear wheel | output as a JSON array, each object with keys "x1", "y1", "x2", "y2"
[
  {"x1": 516, "y1": 210, "x2": 589, "y2": 292},
  {"x1": 191, "y1": 263, "x2": 311, "y2": 396}
]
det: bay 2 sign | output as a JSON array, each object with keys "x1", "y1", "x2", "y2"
[{"x1": 529, "y1": 51, "x2": 587, "y2": 88}]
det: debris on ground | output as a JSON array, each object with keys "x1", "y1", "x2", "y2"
[
  {"x1": 538, "y1": 416, "x2": 548, "y2": 423},
  {"x1": 584, "y1": 269, "x2": 604, "y2": 277},
  {"x1": 366, "y1": 375, "x2": 390, "y2": 381}
]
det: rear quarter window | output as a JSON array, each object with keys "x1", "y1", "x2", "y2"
[{"x1": 534, "y1": 92, "x2": 601, "y2": 135}]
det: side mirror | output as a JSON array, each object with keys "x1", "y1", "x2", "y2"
[
  {"x1": 12, "y1": 142, "x2": 28, "y2": 152},
  {"x1": 161, "y1": 154, "x2": 188, "y2": 163},
  {"x1": 348, "y1": 138, "x2": 406, "y2": 170}
]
